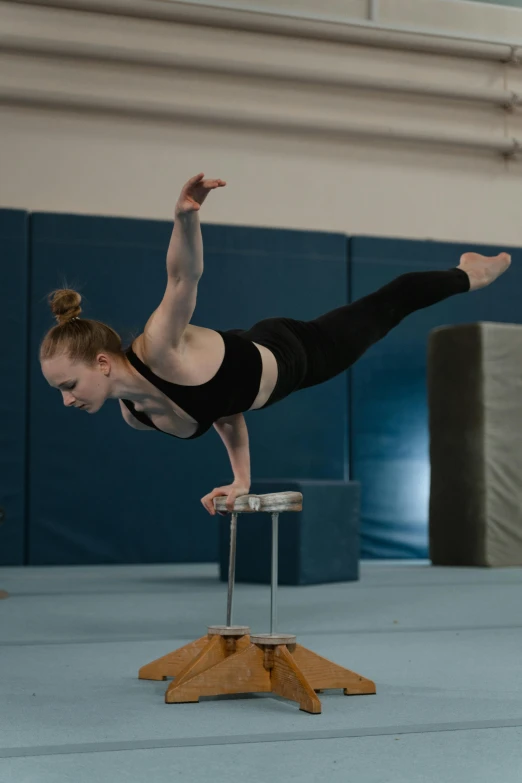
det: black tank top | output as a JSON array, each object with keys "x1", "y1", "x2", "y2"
[{"x1": 120, "y1": 329, "x2": 263, "y2": 440}]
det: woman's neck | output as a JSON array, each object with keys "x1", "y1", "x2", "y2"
[{"x1": 107, "y1": 357, "x2": 161, "y2": 406}]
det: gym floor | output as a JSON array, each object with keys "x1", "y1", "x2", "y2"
[{"x1": 1, "y1": 560, "x2": 521, "y2": 782}]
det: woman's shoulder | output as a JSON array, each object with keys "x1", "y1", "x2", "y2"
[
  {"x1": 128, "y1": 326, "x2": 227, "y2": 386},
  {"x1": 129, "y1": 329, "x2": 190, "y2": 372}
]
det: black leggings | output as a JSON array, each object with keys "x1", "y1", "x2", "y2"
[{"x1": 236, "y1": 267, "x2": 470, "y2": 408}]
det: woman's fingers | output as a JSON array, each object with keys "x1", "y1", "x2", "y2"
[
  {"x1": 201, "y1": 487, "x2": 227, "y2": 516},
  {"x1": 200, "y1": 494, "x2": 212, "y2": 515},
  {"x1": 201, "y1": 179, "x2": 226, "y2": 190},
  {"x1": 201, "y1": 494, "x2": 216, "y2": 514},
  {"x1": 200, "y1": 485, "x2": 240, "y2": 516},
  {"x1": 186, "y1": 174, "x2": 226, "y2": 189}
]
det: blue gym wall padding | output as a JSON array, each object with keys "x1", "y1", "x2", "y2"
[
  {"x1": 28, "y1": 214, "x2": 349, "y2": 565},
  {"x1": 349, "y1": 237, "x2": 522, "y2": 559},
  {"x1": 5, "y1": 209, "x2": 518, "y2": 567},
  {"x1": 0, "y1": 209, "x2": 29, "y2": 566}
]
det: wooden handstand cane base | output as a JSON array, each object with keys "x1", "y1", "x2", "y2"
[{"x1": 138, "y1": 492, "x2": 376, "y2": 713}]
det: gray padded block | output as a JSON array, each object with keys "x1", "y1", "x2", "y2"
[
  {"x1": 219, "y1": 479, "x2": 360, "y2": 585},
  {"x1": 428, "y1": 322, "x2": 522, "y2": 566}
]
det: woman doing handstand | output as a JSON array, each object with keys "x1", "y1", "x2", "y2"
[{"x1": 39, "y1": 174, "x2": 512, "y2": 515}]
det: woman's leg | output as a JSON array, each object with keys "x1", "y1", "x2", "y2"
[
  {"x1": 297, "y1": 253, "x2": 510, "y2": 390},
  {"x1": 254, "y1": 252, "x2": 511, "y2": 406}
]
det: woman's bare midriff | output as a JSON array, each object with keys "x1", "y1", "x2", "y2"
[{"x1": 124, "y1": 325, "x2": 279, "y2": 438}]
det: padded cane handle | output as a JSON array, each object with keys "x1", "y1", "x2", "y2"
[{"x1": 213, "y1": 491, "x2": 303, "y2": 514}]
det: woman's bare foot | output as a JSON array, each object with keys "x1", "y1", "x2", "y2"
[{"x1": 458, "y1": 252, "x2": 512, "y2": 291}]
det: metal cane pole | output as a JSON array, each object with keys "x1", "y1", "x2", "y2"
[
  {"x1": 226, "y1": 512, "x2": 238, "y2": 627},
  {"x1": 270, "y1": 512, "x2": 279, "y2": 635}
]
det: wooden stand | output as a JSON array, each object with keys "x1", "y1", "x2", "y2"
[
  {"x1": 139, "y1": 492, "x2": 376, "y2": 714},
  {"x1": 139, "y1": 626, "x2": 251, "y2": 681},
  {"x1": 0, "y1": 591, "x2": 8, "y2": 600}
]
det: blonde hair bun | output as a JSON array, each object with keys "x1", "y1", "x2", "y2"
[{"x1": 49, "y1": 289, "x2": 82, "y2": 325}]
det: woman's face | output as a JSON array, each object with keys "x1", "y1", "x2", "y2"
[{"x1": 41, "y1": 354, "x2": 111, "y2": 413}]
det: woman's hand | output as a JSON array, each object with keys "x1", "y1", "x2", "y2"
[
  {"x1": 175, "y1": 173, "x2": 226, "y2": 216},
  {"x1": 201, "y1": 481, "x2": 250, "y2": 516}
]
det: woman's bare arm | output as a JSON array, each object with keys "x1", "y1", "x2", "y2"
[
  {"x1": 166, "y1": 212, "x2": 203, "y2": 281},
  {"x1": 166, "y1": 173, "x2": 226, "y2": 280},
  {"x1": 212, "y1": 413, "x2": 251, "y2": 485},
  {"x1": 200, "y1": 414, "x2": 251, "y2": 515},
  {"x1": 143, "y1": 174, "x2": 226, "y2": 354}
]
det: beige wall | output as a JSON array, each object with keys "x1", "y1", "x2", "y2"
[
  {"x1": 160, "y1": 0, "x2": 522, "y2": 41},
  {"x1": 381, "y1": 0, "x2": 522, "y2": 39},
  {"x1": 1, "y1": 0, "x2": 522, "y2": 246}
]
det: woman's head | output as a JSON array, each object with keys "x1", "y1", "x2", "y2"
[{"x1": 40, "y1": 289, "x2": 124, "y2": 413}]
